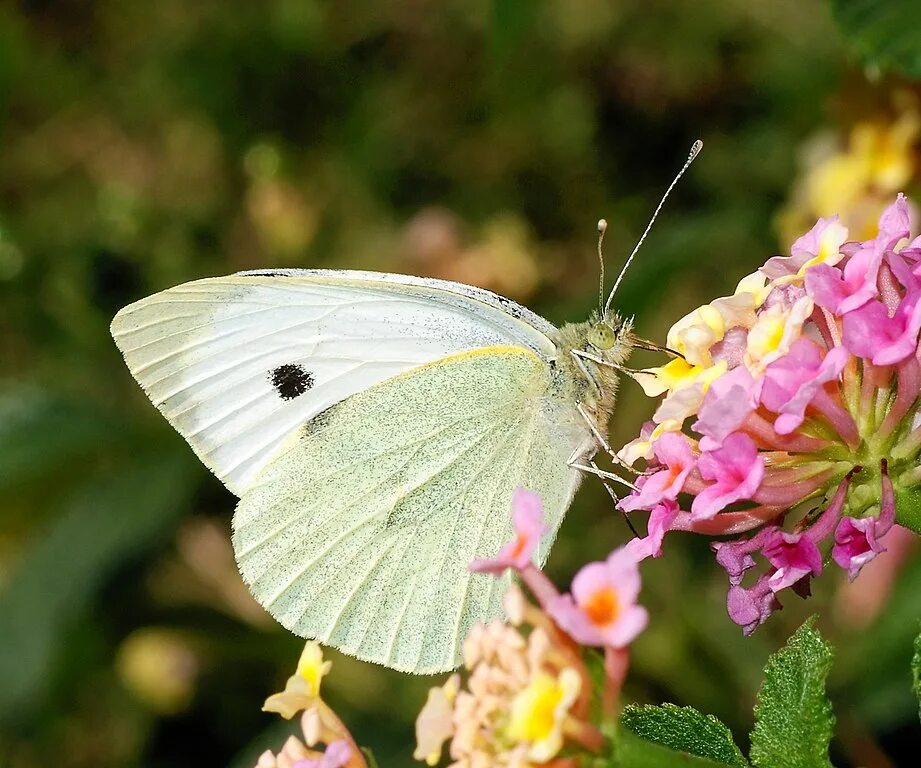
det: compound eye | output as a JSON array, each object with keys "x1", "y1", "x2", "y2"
[{"x1": 588, "y1": 323, "x2": 616, "y2": 350}]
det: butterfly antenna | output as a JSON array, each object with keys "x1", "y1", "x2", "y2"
[
  {"x1": 604, "y1": 139, "x2": 703, "y2": 312},
  {"x1": 597, "y1": 218, "x2": 608, "y2": 314}
]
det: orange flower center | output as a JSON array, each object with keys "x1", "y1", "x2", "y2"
[
  {"x1": 509, "y1": 534, "x2": 528, "y2": 559},
  {"x1": 583, "y1": 587, "x2": 620, "y2": 627}
]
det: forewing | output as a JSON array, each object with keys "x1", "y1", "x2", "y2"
[
  {"x1": 111, "y1": 270, "x2": 556, "y2": 495},
  {"x1": 232, "y1": 347, "x2": 588, "y2": 673}
]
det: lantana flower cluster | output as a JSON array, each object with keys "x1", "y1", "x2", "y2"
[
  {"x1": 619, "y1": 194, "x2": 921, "y2": 633},
  {"x1": 254, "y1": 642, "x2": 366, "y2": 768},
  {"x1": 414, "y1": 489, "x2": 649, "y2": 767}
]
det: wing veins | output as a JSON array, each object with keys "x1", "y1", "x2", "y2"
[
  {"x1": 447, "y1": 408, "x2": 542, "y2": 664},
  {"x1": 380, "y1": 412, "x2": 528, "y2": 668},
  {"x1": 257, "y1": 417, "x2": 512, "y2": 606}
]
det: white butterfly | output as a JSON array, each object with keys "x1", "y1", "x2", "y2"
[{"x1": 110, "y1": 142, "x2": 701, "y2": 674}]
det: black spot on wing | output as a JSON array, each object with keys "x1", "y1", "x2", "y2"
[{"x1": 270, "y1": 363, "x2": 314, "y2": 400}]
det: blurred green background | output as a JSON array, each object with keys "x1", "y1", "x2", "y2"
[{"x1": 1, "y1": 1, "x2": 919, "y2": 766}]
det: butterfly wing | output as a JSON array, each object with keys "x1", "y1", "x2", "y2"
[
  {"x1": 232, "y1": 346, "x2": 591, "y2": 673},
  {"x1": 110, "y1": 270, "x2": 557, "y2": 496}
]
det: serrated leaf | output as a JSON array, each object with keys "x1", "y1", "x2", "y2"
[
  {"x1": 831, "y1": 0, "x2": 921, "y2": 78},
  {"x1": 613, "y1": 725, "x2": 746, "y2": 768},
  {"x1": 749, "y1": 617, "x2": 834, "y2": 768},
  {"x1": 621, "y1": 704, "x2": 748, "y2": 767},
  {"x1": 0, "y1": 451, "x2": 196, "y2": 724},
  {"x1": 913, "y1": 628, "x2": 921, "y2": 722}
]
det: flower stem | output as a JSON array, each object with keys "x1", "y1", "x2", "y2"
[
  {"x1": 674, "y1": 505, "x2": 784, "y2": 535},
  {"x1": 877, "y1": 358, "x2": 920, "y2": 443},
  {"x1": 892, "y1": 424, "x2": 921, "y2": 461},
  {"x1": 754, "y1": 470, "x2": 833, "y2": 507},
  {"x1": 564, "y1": 718, "x2": 606, "y2": 753},
  {"x1": 602, "y1": 646, "x2": 630, "y2": 718},
  {"x1": 811, "y1": 388, "x2": 860, "y2": 449},
  {"x1": 743, "y1": 412, "x2": 828, "y2": 453},
  {"x1": 900, "y1": 464, "x2": 921, "y2": 487},
  {"x1": 520, "y1": 564, "x2": 560, "y2": 610}
]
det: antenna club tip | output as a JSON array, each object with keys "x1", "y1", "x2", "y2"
[
  {"x1": 597, "y1": 218, "x2": 608, "y2": 233},
  {"x1": 689, "y1": 139, "x2": 703, "y2": 158}
]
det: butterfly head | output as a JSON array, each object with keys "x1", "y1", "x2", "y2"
[
  {"x1": 586, "y1": 310, "x2": 631, "y2": 352},
  {"x1": 587, "y1": 320, "x2": 618, "y2": 351}
]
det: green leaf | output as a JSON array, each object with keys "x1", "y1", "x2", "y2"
[
  {"x1": 621, "y1": 704, "x2": 749, "y2": 767},
  {"x1": 831, "y1": 0, "x2": 921, "y2": 78},
  {"x1": 0, "y1": 451, "x2": 196, "y2": 724},
  {"x1": 749, "y1": 617, "x2": 835, "y2": 768},
  {"x1": 895, "y1": 486, "x2": 921, "y2": 535},
  {"x1": 913, "y1": 628, "x2": 921, "y2": 722},
  {"x1": 613, "y1": 725, "x2": 746, "y2": 768}
]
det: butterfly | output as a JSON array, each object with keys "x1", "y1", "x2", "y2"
[{"x1": 110, "y1": 141, "x2": 701, "y2": 674}]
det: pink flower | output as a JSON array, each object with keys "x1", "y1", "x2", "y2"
[
  {"x1": 726, "y1": 579, "x2": 780, "y2": 636},
  {"x1": 832, "y1": 517, "x2": 887, "y2": 581},
  {"x1": 690, "y1": 433, "x2": 764, "y2": 520},
  {"x1": 292, "y1": 741, "x2": 351, "y2": 768},
  {"x1": 711, "y1": 527, "x2": 772, "y2": 585},
  {"x1": 548, "y1": 548, "x2": 648, "y2": 648},
  {"x1": 618, "y1": 432, "x2": 695, "y2": 512},
  {"x1": 762, "y1": 216, "x2": 847, "y2": 283},
  {"x1": 843, "y1": 291, "x2": 921, "y2": 365},
  {"x1": 832, "y1": 462, "x2": 897, "y2": 580},
  {"x1": 624, "y1": 500, "x2": 679, "y2": 560},
  {"x1": 694, "y1": 365, "x2": 761, "y2": 449},
  {"x1": 806, "y1": 196, "x2": 910, "y2": 315},
  {"x1": 762, "y1": 529, "x2": 823, "y2": 592},
  {"x1": 470, "y1": 488, "x2": 548, "y2": 575},
  {"x1": 760, "y1": 340, "x2": 848, "y2": 434},
  {"x1": 617, "y1": 195, "x2": 921, "y2": 636}
]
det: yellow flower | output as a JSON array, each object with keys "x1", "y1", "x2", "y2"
[
  {"x1": 646, "y1": 273, "x2": 767, "y2": 401},
  {"x1": 506, "y1": 668, "x2": 581, "y2": 762},
  {"x1": 808, "y1": 113, "x2": 919, "y2": 219},
  {"x1": 263, "y1": 641, "x2": 333, "y2": 719},
  {"x1": 780, "y1": 107, "x2": 920, "y2": 244},
  {"x1": 774, "y1": 220, "x2": 849, "y2": 286},
  {"x1": 651, "y1": 362, "x2": 727, "y2": 425},
  {"x1": 413, "y1": 675, "x2": 460, "y2": 766},
  {"x1": 635, "y1": 357, "x2": 726, "y2": 398},
  {"x1": 295, "y1": 642, "x2": 331, "y2": 697},
  {"x1": 666, "y1": 304, "x2": 725, "y2": 368},
  {"x1": 744, "y1": 295, "x2": 813, "y2": 374},
  {"x1": 617, "y1": 419, "x2": 683, "y2": 465}
]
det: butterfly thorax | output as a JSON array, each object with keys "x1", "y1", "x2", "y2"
[{"x1": 551, "y1": 310, "x2": 633, "y2": 428}]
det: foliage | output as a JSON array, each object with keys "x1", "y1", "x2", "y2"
[
  {"x1": 620, "y1": 704, "x2": 749, "y2": 767},
  {"x1": 749, "y1": 619, "x2": 835, "y2": 768},
  {"x1": 618, "y1": 619, "x2": 836, "y2": 768},
  {"x1": 831, "y1": 0, "x2": 921, "y2": 77}
]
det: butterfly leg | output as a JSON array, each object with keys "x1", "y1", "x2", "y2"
[
  {"x1": 570, "y1": 349, "x2": 602, "y2": 394},
  {"x1": 594, "y1": 463, "x2": 641, "y2": 537},
  {"x1": 568, "y1": 455, "x2": 638, "y2": 491},
  {"x1": 575, "y1": 400, "x2": 648, "y2": 476},
  {"x1": 566, "y1": 452, "x2": 641, "y2": 536},
  {"x1": 572, "y1": 348, "x2": 646, "y2": 381}
]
